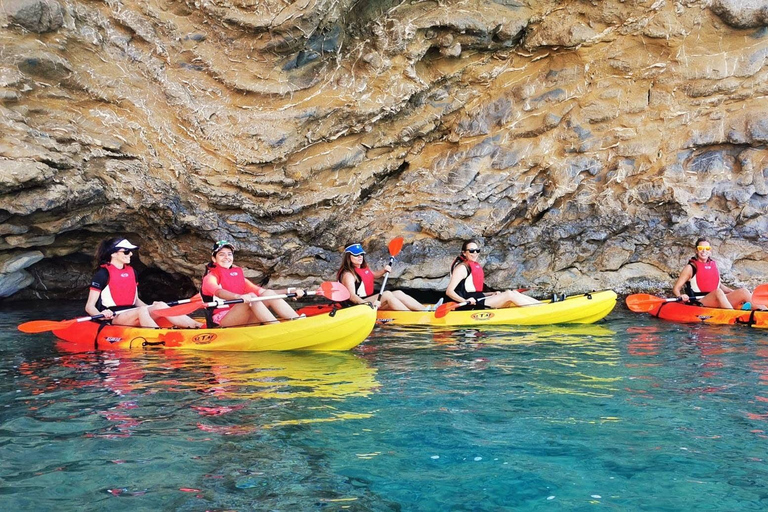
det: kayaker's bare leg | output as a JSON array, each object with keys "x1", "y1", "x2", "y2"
[
  {"x1": 378, "y1": 290, "x2": 411, "y2": 311},
  {"x1": 389, "y1": 290, "x2": 426, "y2": 311},
  {"x1": 219, "y1": 303, "x2": 278, "y2": 326},
  {"x1": 114, "y1": 306, "x2": 159, "y2": 328},
  {"x1": 485, "y1": 290, "x2": 540, "y2": 308},
  {"x1": 726, "y1": 288, "x2": 752, "y2": 309},
  {"x1": 700, "y1": 289, "x2": 732, "y2": 309},
  {"x1": 377, "y1": 290, "x2": 406, "y2": 310},
  {"x1": 150, "y1": 302, "x2": 204, "y2": 328},
  {"x1": 258, "y1": 289, "x2": 299, "y2": 319},
  {"x1": 249, "y1": 301, "x2": 280, "y2": 323}
]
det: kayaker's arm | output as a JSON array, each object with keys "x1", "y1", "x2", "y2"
[
  {"x1": 85, "y1": 288, "x2": 110, "y2": 318},
  {"x1": 277, "y1": 287, "x2": 306, "y2": 299},
  {"x1": 340, "y1": 271, "x2": 368, "y2": 305},
  {"x1": 672, "y1": 265, "x2": 694, "y2": 302},
  {"x1": 445, "y1": 265, "x2": 472, "y2": 304}
]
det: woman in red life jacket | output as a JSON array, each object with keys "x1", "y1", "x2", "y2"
[
  {"x1": 201, "y1": 241, "x2": 306, "y2": 326},
  {"x1": 337, "y1": 243, "x2": 425, "y2": 311},
  {"x1": 85, "y1": 238, "x2": 202, "y2": 328},
  {"x1": 672, "y1": 237, "x2": 754, "y2": 309},
  {"x1": 444, "y1": 239, "x2": 540, "y2": 310}
]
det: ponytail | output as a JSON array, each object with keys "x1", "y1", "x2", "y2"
[
  {"x1": 94, "y1": 237, "x2": 122, "y2": 269},
  {"x1": 450, "y1": 254, "x2": 468, "y2": 273}
]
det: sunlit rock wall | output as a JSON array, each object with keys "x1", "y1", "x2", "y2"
[{"x1": 1, "y1": 0, "x2": 767, "y2": 300}]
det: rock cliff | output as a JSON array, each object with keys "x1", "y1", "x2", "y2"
[{"x1": 1, "y1": 0, "x2": 767, "y2": 301}]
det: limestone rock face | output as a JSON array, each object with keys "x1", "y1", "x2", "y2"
[
  {"x1": 4, "y1": 0, "x2": 64, "y2": 33},
  {"x1": 1, "y1": 0, "x2": 767, "y2": 300}
]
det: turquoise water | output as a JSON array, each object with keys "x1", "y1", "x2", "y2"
[{"x1": 3, "y1": 302, "x2": 768, "y2": 511}]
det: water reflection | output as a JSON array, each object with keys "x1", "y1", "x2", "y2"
[
  {"x1": 621, "y1": 321, "x2": 768, "y2": 431},
  {"x1": 14, "y1": 347, "x2": 380, "y2": 440},
  {"x1": 377, "y1": 323, "x2": 616, "y2": 347},
  {"x1": 626, "y1": 325, "x2": 662, "y2": 358},
  {"x1": 49, "y1": 343, "x2": 379, "y2": 395},
  {"x1": 369, "y1": 323, "x2": 622, "y2": 403}
]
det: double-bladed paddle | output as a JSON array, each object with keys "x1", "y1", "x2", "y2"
[
  {"x1": 374, "y1": 237, "x2": 404, "y2": 303},
  {"x1": 153, "y1": 281, "x2": 350, "y2": 318},
  {"x1": 625, "y1": 293, "x2": 682, "y2": 313},
  {"x1": 434, "y1": 296, "x2": 488, "y2": 318},
  {"x1": 17, "y1": 294, "x2": 203, "y2": 334},
  {"x1": 434, "y1": 288, "x2": 533, "y2": 318}
]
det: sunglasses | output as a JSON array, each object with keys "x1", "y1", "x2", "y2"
[
  {"x1": 465, "y1": 248, "x2": 481, "y2": 254},
  {"x1": 118, "y1": 249, "x2": 133, "y2": 255},
  {"x1": 697, "y1": 245, "x2": 711, "y2": 251}
]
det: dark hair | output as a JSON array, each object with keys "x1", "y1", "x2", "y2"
[
  {"x1": 695, "y1": 237, "x2": 709, "y2": 247},
  {"x1": 450, "y1": 239, "x2": 480, "y2": 272},
  {"x1": 337, "y1": 251, "x2": 369, "y2": 283},
  {"x1": 94, "y1": 237, "x2": 123, "y2": 268}
]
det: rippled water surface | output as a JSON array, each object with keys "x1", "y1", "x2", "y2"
[{"x1": 3, "y1": 301, "x2": 768, "y2": 511}]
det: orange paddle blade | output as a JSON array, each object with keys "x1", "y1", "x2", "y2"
[
  {"x1": 434, "y1": 301, "x2": 462, "y2": 319},
  {"x1": 753, "y1": 284, "x2": 768, "y2": 306},
  {"x1": 625, "y1": 294, "x2": 668, "y2": 313},
  {"x1": 153, "y1": 302, "x2": 202, "y2": 318},
  {"x1": 317, "y1": 281, "x2": 350, "y2": 302},
  {"x1": 18, "y1": 318, "x2": 77, "y2": 334},
  {"x1": 388, "y1": 237, "x2": 404, "y2": 257},
  {"x1": 152, "y1": 294, "x2": 204, "y2": 318}
]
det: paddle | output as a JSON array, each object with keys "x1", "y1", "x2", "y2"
[
  {"x1": 625, "y1": 293, "x2": 682, "y2": 313},
  {"x1": 434, "y1": 296, "x2": 488, "y2": 318},
  {"x1": 153, "y1": 281, "x2": 350, "y2": 318},
  {"x1": 434, "y1": 288, "x2": 533, "y2": 318},
  {"x1": 375, "y1": 237, "x2": 404, "y2": 302},
  {"x1": 752, "y1": 284, "x2": 768, "y2": 306},
  {"x1": 17, "y1": 294, "x2": 203, "y2": 334}
]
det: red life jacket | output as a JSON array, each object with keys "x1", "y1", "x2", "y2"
[
  {"x1": 202, "y1": 264, "x2": 262, "y2": 316},
  {"x1": 465, "y1": 261, "x2": 484, "y2": 293},
  {"x1": 353, "y1": 267, "x2": 375, "y2": 297},
  {"x1": 100, "y1": 264, "x2": 138, "y2": 308},
  {"x1": 454, "y1": 260, "x2": 485, "y2": 297},
  {"x1": 205, "y1": 265, "x2": 247, "y2": 294},
  {"x1": 686, "y1": 257, "x2": 720, "y2": 294}
]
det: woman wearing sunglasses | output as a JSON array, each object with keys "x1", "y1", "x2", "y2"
[
  {"x1": 445, "y1": 239, "x2": 540, "y2": 310},
  {"x1": 337, "y1": 243, "x2": 426, "y2": 311},
  {"x1": 201, "y1": 240, "x2": 306, "y2": 326},
  {"x1": 85, "y1": 237, "x2": 202, "y2": 328},
  {"x1": 672, "y1": 238, "x2": 755, "y2": 309}
]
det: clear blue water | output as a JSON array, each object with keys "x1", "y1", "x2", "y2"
[{"x1": 3, "y1": 301, "x2": 768, "y2": 511}]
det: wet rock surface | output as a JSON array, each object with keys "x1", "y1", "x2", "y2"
[{"x1": 1, "y1": 0, "x2": 767, "y2": 301}]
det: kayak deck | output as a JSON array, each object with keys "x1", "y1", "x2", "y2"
[
  {"x1": 52, "y1": 304, "x2": 376, "y2": 351},
  {"x1": 376, "y1": 290, "x2": 617, "y2": 326}
]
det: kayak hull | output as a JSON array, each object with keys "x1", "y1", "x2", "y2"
[
  {"x1": 376, "y1": 290, "x2": 617, "y2": 326},
  {"x1": 52, "y1": 305, "x2": 376, "y2": 351},
  {"x1": 646, "y1": 301, "x2": 768, "y2": 327}
]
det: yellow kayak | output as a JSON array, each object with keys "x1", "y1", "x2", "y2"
[
  {"x1": 376, "y1": 290, "x2": 617, "y2": 326},
  {"x1": 52, "y1": 304, "x2": 376, "y2": 352}
]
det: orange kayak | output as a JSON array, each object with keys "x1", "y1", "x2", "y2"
[{"x1": 645, "y1": 301, "x2": 768, "y2": 327}]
